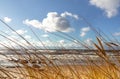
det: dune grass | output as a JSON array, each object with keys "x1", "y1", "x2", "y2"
[{"x1": 0, "y1": 19, "x2": 120, "y2": 79}]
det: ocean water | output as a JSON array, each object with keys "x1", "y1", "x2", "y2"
[{"x1": 0, "y1": 50, "x2": 119, "y2": 67}]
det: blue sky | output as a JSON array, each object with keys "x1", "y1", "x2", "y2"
[{"x1": 0, "y1": 0, "x2": 120, "y2": 48}]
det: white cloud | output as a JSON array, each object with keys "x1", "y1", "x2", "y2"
[
  {"x1": 113, "y1": 32, "x2": 120, "y2": 36},
  {"x1": 80, "y1": 27, "x2": 90, "y2": 37},
  {"x1": 59, "y1": 40, "x2": 65, "y2": 44},
  {"x1": 84, "y1": 38, "x2": 92, "y2": 46},
  {"x1": 41, "y1": 34, "x2": 49, "y2": 38},
  {"x1": 23, "y1": 19, "x2": 42, "y2": 29},
  {"x1": 81, "y1": 27, "x2": 90, "y2": 32},
  {"x1": 80, "y1": 32, "x2": 86, "y2": 37},
  {"x1": 89, "y1": 0, "x2": 120, "y2": 18},
  {"x1": 12, "y1": 29, "x2": 27, "y2": 35},
  {"x1": 24, "y1": 35, "x2": 31, "y2": 39},
  {"x1": 3, "y1": 17, "x2": 12, "y2": 23},
  {"x1": 23, "y1": 12, "x2": 78, "y2": 32},
  {"x1": 61, "y1": 11, "x2": 79, "y2": 20}
]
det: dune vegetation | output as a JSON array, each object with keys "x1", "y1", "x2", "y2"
[{"x1": 0, "y1": 18, "x2": 120, "y2": 79}]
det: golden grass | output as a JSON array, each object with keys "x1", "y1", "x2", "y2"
[
  {"x1": 1, "y1": 64, "x2": 120, "y2": 79},
  {"x1": 0, "y1": 37, "x2": 119, "y2": 79},
  {"x1": 8, "y1": 37, "x2": 120, "y2": 79},
  {"x1": 0, "y1": 19, "x2": 120, "y2": 79}
]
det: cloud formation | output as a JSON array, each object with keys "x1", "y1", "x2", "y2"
[
  {"x1": 89, "y1": 0, "x2": 120, "y2": 18},
  {"x1": 59, "y1": 40, "x2": 65, "y2": 44},
  {"x1": 84, "y1": 38, "x2": 92, "y2": 46},
  {"x1": 12, "y1": 29, "x2": 27, "y2": 35},
  {"x1": 41, "y1": 34, "x2": 49, "y2": 38},
  {"x1": 80, "y1": 27, "x2": 90, "y2": 37},
  {"x1": 113, "y1": 32, "x2": 120, "y2": 36},
  {"x1": 3, "y1": 17, "x2": 12, "y2": 23},
  {"x1": 61, "y1": 12, "x2": 79, "y2": 20},
  {"x1": 24, "y1": 35, "x2": 31, "y2": 39},
  {"x1": 23, "y1": 12, "x2": 78, "y2": 32}
]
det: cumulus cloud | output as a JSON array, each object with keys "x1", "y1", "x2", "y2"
[
  {"x1": 23, "y1": 12, "x2": 78, "y2": 32},
  {"x1": 3, "y1": 17, "x2": 12, "y2": 23},
  {"x1": 41, "y1": 34, "x2": 49, "y2": 38},
  {"x1": 113, "y1": 32, "x2": 120, "y2": 36},
  {"x1": 61, "y1": 11, "x2": 79, "y2": 20},
  {"x1": 81, "y1": 27, "x2": 90, "y2": 32},
  {"x1": 89, "y1": 0, "x2": 120, "y2": 18},
  {"x1": 84, "y1": 38, "x2": 92, "y2": 46},
  {"x1": 59, "y1": 40, "x2": 65, "y2": 44},
  {"x1": 12, "y1": 29, "x2": 27, "y2": 35},
  {"x1": 23, "y1": 19, "x2": 42, "y2": 29},
  {"x1": 24, "y1": 35, "x2": 31, "y2": 39},
  {"x1": 80, "y1": 27, "x2": 90, "y2": 37},
  {"x1": 80, "y1": 32, "x2": 86, "y2": 37}
]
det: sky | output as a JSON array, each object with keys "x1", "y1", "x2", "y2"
[{"x1": 0, "y1": 0, "x2": 120, "y2": 49}]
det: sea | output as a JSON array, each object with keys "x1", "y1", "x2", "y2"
[{"x1": 0, "y1": 49, "x2": 119, "y2": 67}]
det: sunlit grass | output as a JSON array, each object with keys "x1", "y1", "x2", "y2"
[{"x1": 0, "y1": 19, "x2": 120, "y2": 79}]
